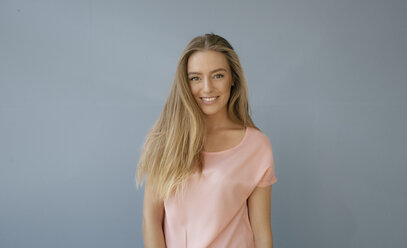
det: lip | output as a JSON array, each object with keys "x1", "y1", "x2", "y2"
[{"x1": 200, "y1": 96, "x2": 219, "y2": 104}]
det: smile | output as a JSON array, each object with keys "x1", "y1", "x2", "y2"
[{"x1": 200, "y1": 96, "x2": 219, "y2": 104}]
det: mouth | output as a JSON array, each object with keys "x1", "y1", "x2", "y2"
[{"x1": 200, "y1": 96, "x2": 219, "y2": 104}]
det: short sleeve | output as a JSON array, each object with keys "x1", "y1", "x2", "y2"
[{"x1": 256, "y1": 139, "x2": 278, "y2": 187}]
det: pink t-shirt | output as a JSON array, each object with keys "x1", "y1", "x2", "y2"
[{"x1": 163, "y1": 126, "x2": 278, "y2": 248}]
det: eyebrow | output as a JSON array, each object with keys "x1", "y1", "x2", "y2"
[{"x1": 187, "y1": 68, "x2": 227, "y2": 75}]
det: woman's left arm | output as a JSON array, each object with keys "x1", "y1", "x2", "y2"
[{"x1": 247, "y1": 185, "x2": 273, "y2": 248}]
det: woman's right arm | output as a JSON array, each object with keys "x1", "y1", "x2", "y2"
[{"x1": 142, "y1": 178, "x2": 166, "y2": 248}]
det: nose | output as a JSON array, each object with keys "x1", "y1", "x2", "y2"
[{"x1": 202, "y1": 76, "x2": 214, "y2": 92}]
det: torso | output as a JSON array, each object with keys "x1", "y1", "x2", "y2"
[{"x1": 203, "y1": 125, "x2": 246, "y2": 153}]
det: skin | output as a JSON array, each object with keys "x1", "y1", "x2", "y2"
[
  {"x1": 188, "y1": 50, "x2": 274, "y2": 247},
  {"x1": 248, "y1": 185, "x2": 274, "y2": 247},
  {"x1": 142, "y1": 177, "x2": 166, "y2": 248},
  {"x1": 187, "y1": 49, "x2": 237, "y2": 134},
  {"x1": 187, "y1": 49, "x2": 245, "y2": 151}
]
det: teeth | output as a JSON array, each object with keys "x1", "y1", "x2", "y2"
[{"x1": 202, "y1": 97, "x2": 217, "y2": 101}]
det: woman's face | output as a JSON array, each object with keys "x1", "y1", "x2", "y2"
[{"x1": 187, "y1": 50, "x2": 233, "y2": 116}]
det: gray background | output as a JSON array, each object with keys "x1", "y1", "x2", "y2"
[{"x1": 1, "y1": 0, "x2": 406, "y2": 247}]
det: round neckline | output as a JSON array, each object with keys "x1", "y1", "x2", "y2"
[{"x1": 202, "y1": 126, "x2": 249, "y2": 156}]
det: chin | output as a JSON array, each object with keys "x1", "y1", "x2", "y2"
[{"x1": 202, "y1": 106, "x2": 225, "y2": 116}]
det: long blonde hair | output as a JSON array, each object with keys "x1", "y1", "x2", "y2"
[{"x1": 134, "y1": 33, "x2": 259, "y2": 202}]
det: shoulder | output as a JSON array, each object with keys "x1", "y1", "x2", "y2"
[{"x1": 247, "y1": 127, "x2": 272, "y2": 147}]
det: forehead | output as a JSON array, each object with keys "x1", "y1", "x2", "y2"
[{"x1": 187, "y1": 50, "x2": 229, "y2": 72}]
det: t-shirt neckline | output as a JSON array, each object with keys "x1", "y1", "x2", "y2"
[{"x1": 202, "y1": 126, "x2": 249, "y2": 156}]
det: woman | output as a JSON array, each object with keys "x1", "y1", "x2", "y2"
[{"x1": 135, "y1": 33, "x2": 278, "y2": 248}]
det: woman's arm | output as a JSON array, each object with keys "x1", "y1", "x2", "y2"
[
  {"x1": 142, "y1": 178, "x2": 166, "y2": 248},
  {"x1": 247, "y1": 185, "x2": 273, "y2": 248}
]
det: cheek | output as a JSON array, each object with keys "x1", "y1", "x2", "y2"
[
  {"x1": 220, "y1": 84, "x2": 232, "y2": 94},
  {"x1": 189, "y1": 85, "x2": 199, "y2": 96}
]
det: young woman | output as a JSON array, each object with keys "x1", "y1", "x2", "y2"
[{"x1": 135, "y1": 33, "x2": 278, "y2": 248}]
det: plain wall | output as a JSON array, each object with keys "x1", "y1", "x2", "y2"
[{"x1": 0, "y1": 0, "x2": 406, "y2": 247}]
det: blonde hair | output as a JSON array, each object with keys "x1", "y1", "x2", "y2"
[{"x1": 134, "y1": 33, "x2": 259, "y2": 202}]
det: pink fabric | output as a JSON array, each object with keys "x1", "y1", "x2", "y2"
[{"x1": 163, "y1": 126, "x2": 277, "y2": 248}]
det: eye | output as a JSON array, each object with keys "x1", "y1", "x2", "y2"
[
  {"x1": 214, "y1": 74, "x2": 224, "y2": 79},
  {"x1": 189, "y1": 76, "x2": 199, "y2": 81}
]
